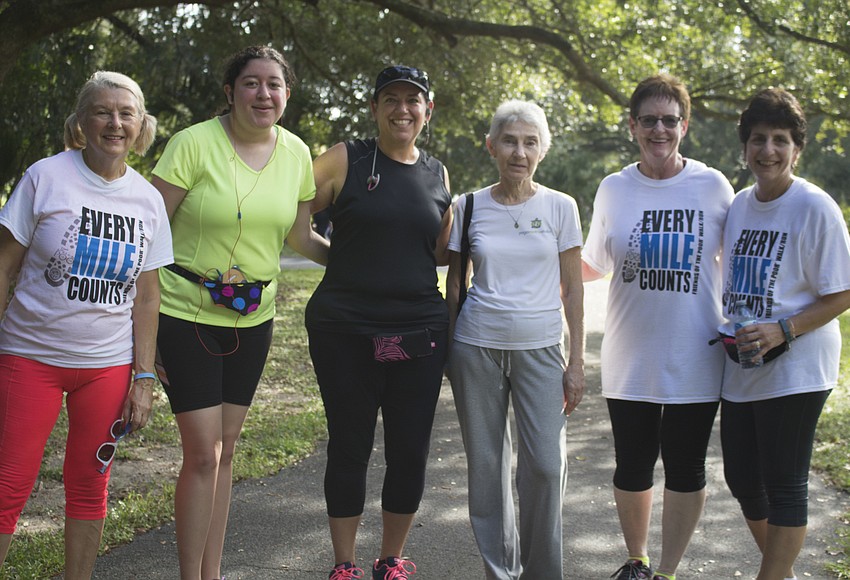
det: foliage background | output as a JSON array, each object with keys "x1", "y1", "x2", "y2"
[
  {"x1": 0, "y1": 0, "x2": 848, "y2": 225},
  {"x1": 1, "y1": 1, "x2": 850, "y2": 576}
]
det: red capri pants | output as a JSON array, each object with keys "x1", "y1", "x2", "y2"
[{"x1": 0, "y1": 355, "x2": 130, "y2": 533}]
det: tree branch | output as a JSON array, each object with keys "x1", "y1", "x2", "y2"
[
  {"x1": 106, "y1": 15, "x2": 152, "y2": 49},
  {"x1": 0, "y1": 0, "x2": 235, "y2": 83},
  {"x1": 358, "y1": 0, "x2": 628, "y2": 107},
  {"x1": 735, "y1": 0, "x2": 850, "y2": 56}
]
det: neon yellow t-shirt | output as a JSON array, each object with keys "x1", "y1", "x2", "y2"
[{"x1": 153, "y1": 118, "x2": 315, "y2": 326}]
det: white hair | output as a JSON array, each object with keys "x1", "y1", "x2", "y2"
[{"x1": 488, "y1": 100, "x2": 551, "y2": 157}]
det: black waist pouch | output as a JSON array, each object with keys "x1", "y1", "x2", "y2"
[
  {"x1": 165, "y1": 263, "x2": 270, "y2": 316},
  {"x1": 708, "y1": 333, "x2": 789, "y2": 364},
  {"x1": 372, "y1": 329, "x2": 435, "y2": 362}
]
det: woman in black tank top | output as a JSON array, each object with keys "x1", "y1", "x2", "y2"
[{"x1": 307, "y1": 65, "x2": 452, "y2": 580}]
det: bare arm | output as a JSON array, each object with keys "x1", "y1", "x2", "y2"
[
  {"x1": 739, "y1": 289, "x2": 850, "y2": 358},
  {"x1": 0, "y1": 228, "x2": 26, "y2": 320},
  {"x1": 561, "y1": 246, "x2": 586, "y2": 415},
  {"x1": 435, "y1": 205, "x2": 453, "y2": 267},
  {"x1": 445, "y1": 250, "x2": 468, "y2": 340},
  {"x1": 151, "y1": 175, "x2": 188, "y2": 221},
  {"x1": 126, "y1": 269, "x2": 160, "y2": 432},
  {"x1": 581, "y1": 259, "x2": 605, "y2": 282},
  {"x1": 789, "y1": 290, "x2": 850, "y2": 335},
  {"x1": 286, "y1": 201, "x2": 330, "y2": 266},
  {"x1": 311, "y1": 142, "x2": 348, "y2": 215},
  {"x1": 434, "y1": 167, "x2": 453, "y2": 267}
]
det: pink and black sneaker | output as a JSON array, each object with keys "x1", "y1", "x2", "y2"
[
  {"x1": 372, "y1": 556, "x2": 416, "y2": 580},
  {"x1": 329, "y1": 561, "x2": 365, "y2": 579}
]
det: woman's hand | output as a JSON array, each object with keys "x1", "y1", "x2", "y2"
[
  {"x1": 560, "y1": 246, "x2": 585, "y2": 416},
  {"x1": 128, "y1": 269, "x2": 160, "y2": 432},
  {"x1": 562, "y1": 363, "x2": 585, "y2": 416},
  {"x1": 123, "y1": 377, "x2": 154, "y2": 431},
  {"x1": 734, "y1": 321, "x2": 785, "y2": 359},
  {"x1": 737, "y1": 289, "x2": 850, "y2": 359}
]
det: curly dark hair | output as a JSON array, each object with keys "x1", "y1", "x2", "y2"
[{"x1": 738, "y1": 88, "x2": 807, "y2": 150}]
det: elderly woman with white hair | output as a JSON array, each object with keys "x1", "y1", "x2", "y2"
[
  {"x1": 445, "y1": 99, "x2": 585, "y2": 580},
  {"x1": 0, "y1": 71, "x2": 172, "y2": 578}
]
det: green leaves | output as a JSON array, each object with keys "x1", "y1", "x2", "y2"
[{"x1": 1, "y1": 0, "x2": 849, "y2": 207}]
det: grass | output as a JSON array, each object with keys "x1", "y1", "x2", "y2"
[
  {"x1": 814, "y1": 311, "x2": 850, "y2": 578},
  {"x1": 0, "y1": 269, "x2": 327, "y2": 580}
]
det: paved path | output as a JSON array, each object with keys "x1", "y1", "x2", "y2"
[{"x1": 91, "y1": 276, "x2": 850, "y2": 579}]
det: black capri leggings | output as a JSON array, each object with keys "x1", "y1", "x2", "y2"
[
  {"x1": 607, "y1": 398, "x2": 719, "y2": 493},
  {"x1": 308, "y1": 328, "x2": 448, "y2": 518},
  {"x1": 720, "y1": 390, "x2": 830, "y2": 527}
]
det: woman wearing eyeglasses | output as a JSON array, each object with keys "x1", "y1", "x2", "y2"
[
  {"x1": 307, "y1": 65, "x2": 452, "y2": 580},
  {"x1": 582, "y1": 74, "x2": 734, "y2": 580},
  {"x1": 0, "y1": 72, "x2": 172, "y2": 579}
]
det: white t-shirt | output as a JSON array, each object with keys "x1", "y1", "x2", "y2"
[
  {"x1": 0, "y1": 150, "x2": 173, "y2": 367},
  {"x1": 583, "y1": 160, "x2": 734, "y2": 403},
  {"x1": 720, "y1": 177, "x2": 850, "y2": 402},
  {"x1": 447, "y1": 184, "x2": 583, "y2": 349}
]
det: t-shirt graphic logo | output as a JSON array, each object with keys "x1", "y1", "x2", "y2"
[
  {"x1": 44, "y1": 217, "x2": 81, "y2": 287},
  {"x1": 621, "y1": 209, "x2": 704, "y2": 294},
  {"x1": 723, "y1": 229, "x2": 785, "y2": 319},
  {"x1": 62, "y1": 207, "x2": 145, "y2": 306},
  {"x1": 531, "y1": 218, "x2": 542, "y2": 229},
  {"x1": 621, "y1": 220, "x2": 642, "y2": 283}
]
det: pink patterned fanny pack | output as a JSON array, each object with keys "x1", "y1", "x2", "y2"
[{"x1": 372, "y1": 329, "x2": 435, "y2": 362}]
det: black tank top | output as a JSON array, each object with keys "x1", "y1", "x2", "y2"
[{"x1": 305, "y1": 139, "x2": 451, "y2": 334}]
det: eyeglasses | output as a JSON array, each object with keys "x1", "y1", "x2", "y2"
[
  {"x1": 374, "y1": 65, "x2": 430, "y2": 95},
  {"x1": 96, "y1": 419, "x2": 131, "y2": 474},
  {"x1": 636, "y1": 115, "x2": 683, "y2": 129}
]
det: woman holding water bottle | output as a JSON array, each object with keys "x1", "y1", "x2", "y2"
[{"x1": 719, "y1": 88, "x2": 850, "y2": 580}]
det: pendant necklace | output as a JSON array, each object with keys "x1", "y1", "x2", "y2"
[
  {"x1": 496, "y1": 184, "x2": 535, "y2": 229},
  {"x1": 504, "y1": 201, "x2": 527, "y2": 229}
]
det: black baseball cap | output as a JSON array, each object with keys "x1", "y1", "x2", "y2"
[{"x1": 373, "y1": 65, "x2": 431, "y2": 99}]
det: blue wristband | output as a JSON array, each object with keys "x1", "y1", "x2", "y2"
[{"x1": 133, "y1": 372, "x2": 157, "y2": 381}]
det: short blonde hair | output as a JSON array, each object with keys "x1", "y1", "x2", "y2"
[{"x1": 63, "y1": 71, "x2": 157, "y2": 155}]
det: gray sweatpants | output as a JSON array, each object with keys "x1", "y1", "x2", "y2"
[{"x1": 447, "y1": 341, "x2": 568, "y2": 580}]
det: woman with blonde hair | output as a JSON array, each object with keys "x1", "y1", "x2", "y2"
[{"x1": 0, "y1": 70, "x2": 172, "y2": 578}]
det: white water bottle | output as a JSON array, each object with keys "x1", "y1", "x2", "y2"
[{"x1": 734, "y1": 301, "x2": 763, "y2": 369}]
